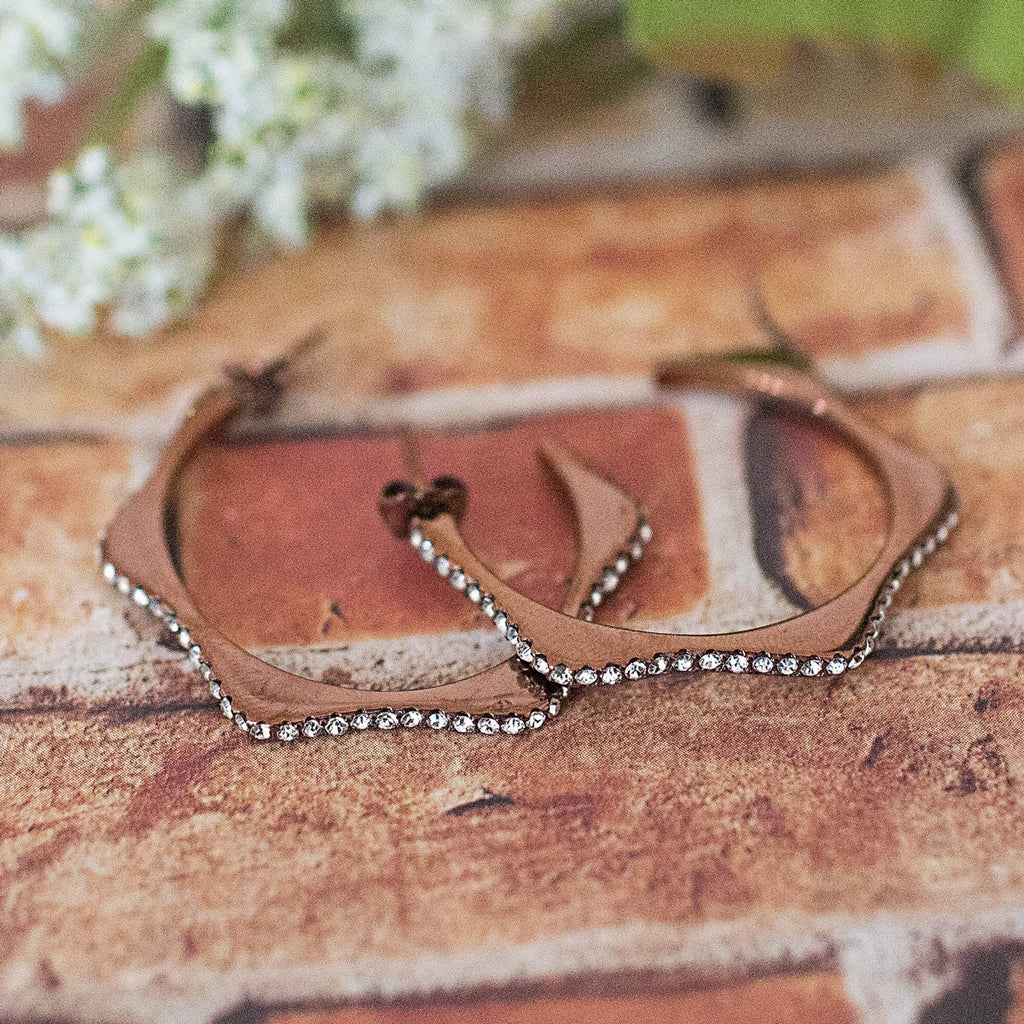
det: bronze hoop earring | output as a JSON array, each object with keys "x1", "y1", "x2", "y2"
[
  {"x1": 381, "y1": 352, "x2": 958, "y2": 689},
  {"x1": 98, "y1": 336, "x2": 647, "y2": 741}
]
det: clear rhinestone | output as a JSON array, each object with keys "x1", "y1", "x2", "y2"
[
  {"x1": 502, "y1": 716, "x2": 526, "y2": 735},
  {"x1": 375, "y1": 710, "x2": 399, "y2": 730},
  {"x1": 647, "y1": 653, "x2": 669, "y2": 675},
  {"x1": 699, "y1": 650, "x2": 723, "y2": 671},
  {"x1": 220, "y1": 696, "x2": 233, "y2": 718},
  {"x1": 849, "y1": 648, "x2": 867, "y2": 669},
  {"x1": 601, "y1": 664, "x2": 623, "y2": 685},
  {"x1": 505, "y1": 623, "x2": 519, "y2": 644},
  {"x1": 579, "y1": 603, "x2": 595, "y2": 622},
  {"x1": 672, "y1": 650, "x2": 694, "y2": 672},
  {"x1": 200, "y1": 662, "x2": 214, "y2": 681},
  {"x1": 601, "y1": 570, "x2": 619, "y2": 593},
  {"x1": 324, "y1": 715, "x2": 349, "y2": 736},
  {"x1": 302, "y1": 717, "x2": 322, "y2": 738},
  {"x1": 233, "y1": 712, "x2": 248, "y2": 731},
  {"x1": 516, "y1": 641, "x2": 533, "y2": 663},
  {"x1": 450, "y1": 568, "x2": 467, "y2": 591},
  {"x1": 777, "y1": 655, "x2": 799, "y2": 675},
  {"x1": 863, "y1": 635, "x2": 875, "y2": 656},
  {"x1": 426, "y1": 710, "x2": 448, "y2": 730},
  {"x1": 548, "y1": 697, "x2": 561, "y2": 716},
  {"x1": 276, "y1": 722, "x2": 299, "y2": 741},
  {"x1": 493, "y1": 611, "x2": 508, "y2": 636},
  {"x1": 725, "y1": 652, "x2": 749, "y2": 673},
  {"x1": 947, "y1": 510, "x2": 959, "y2": 529},
  {"x1": 116, "y1": 575, "x2": 132, "y2": 595},
  {"x1": 167, "y1": 619, "x2": 180, "y2": 634},
  {"x1": 435, "y1": 555, "x2": 451, "y2": 577},
  {"x1": 630, "y1": 543, "x2": 643, "y2": 561},
  {"x1": 209, "y1": 678, "x2": 222, "y2": 700},
  {"x1": 401, "y1": 709, "x2": 423, "y2": 728},
  {"x1": 132, "y1": 587, "x2": 149, "y2": 607},
  {"x1": 935, "y1": 524, "x2": 949, "y2": 544},
  {"x1": 250, "y1": 722, "x2": 271, "y2": 740},
  {"x1": 451, "y1": 713, "x2": 475, "y2": 733},
  {"x1": 466, "y1": 581, "x2": 481, "y2": 603},
  {"x1": 420, "y1": 539, "x2": 435, "y2": 563},
  {"x1": 639, "y1": 522, "x2": 653, "y2": 544},
  {"x1": 624, "y1": 659, "x2": 647, "y2": 681},
  {"x1": 527, "y1": 710, "x2": 546, "y2": 729},
  {"x1": 752, "y1": 653, "x2": 774, "y2": 674},
  {"x1": 615, "y1": 555, "x2": 630, "y2": 575},
  {"x1": 102, "y1": 562, "x2": 117, "y2": 582},
  {"x1": 924, "y1": 535, "x2": 937, "y2": 555},
  {"x1": 826, "y1": 655, "x2": 848, "y2": 675},
  {"x1": 480, "y1": 594, "x2": 496, "y2": 617},
  {"x1": 188, "y1": 645, "x2": 203, "y2": 668},
  {"x1": 532, "y1": 655, "x2": 550, "y2": 676},
  {"x1": 911, "y1": 547, "x2": 924, "y2": 568},
  {"x1": 589, "y1": 589, "x2": 603, "y2": 607},
  {"x1": 177, "y1": 628, "x2": 191, "y2": 649},
  {"x1": 574, "y1": 666, "x2": 598, "y2": 686},
  {"x1": 550, "y1": 664, "x2": 571, "y2": 687},
  {"x1": 351, "y1": 711, "x2": 371, "y2": 730},
  {"x1": 409, "y1": 526, "x2": 424, "y2": 548},
  {"x1": 477, "y1": 716, "x2": 499, "y2": 735},
  {"x1": 800, "y1": 657, "x2": 823, "y2": 677}
]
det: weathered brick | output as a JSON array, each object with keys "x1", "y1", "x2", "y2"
[
  {"x1": 265, "y1": 972, "x2": 856, "y2": 1024},
  {"x1": 0, "y1": 167, "x2": 997, "y2": 432}
]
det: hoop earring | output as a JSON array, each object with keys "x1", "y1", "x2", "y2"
[
  {"x1": 98, "y1": 335, "x2": 647, "y2": 741},
  {"x1": 381, "y1": 352, "x2": 958, "y2": 689}
]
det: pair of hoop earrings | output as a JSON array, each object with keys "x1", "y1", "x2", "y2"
[{"x1": 100, "y1": 341, "x2": 957, "y2": 742}]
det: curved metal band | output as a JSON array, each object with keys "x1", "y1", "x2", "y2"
[
  {"x1": 99, "y1": 368, "x2": 647, "y2": 737},
  {"x1": 410, "y1": 356, "x2": 958, "y2": 677}
]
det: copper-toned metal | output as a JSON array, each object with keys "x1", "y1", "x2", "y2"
[
  {"x1": 100, "y1": 346, "x2": 645, "y2": 732},
  {"x1": 405, "y1": 353, "x2": 957, "y2": 672}
]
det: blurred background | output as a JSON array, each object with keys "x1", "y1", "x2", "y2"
[{"x1": 2, "y1": 0, "x2": 1023, "y2": 357}]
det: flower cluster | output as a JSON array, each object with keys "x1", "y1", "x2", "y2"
[
  {"x1": 0, "y1": 0, "x2": 86, "y2": 147},
  {"x1": 1, "y1": 148, "x2": 214, "y2": 355},
  {"x1": 0, "y1": 0, "x2": 577, "y2": 356}
]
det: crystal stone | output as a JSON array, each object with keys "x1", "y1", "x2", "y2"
[
  {"x1": 624, "y1": 659, "x2": 647, "y2": 680},
  {"x1": 574, "y1": 666, "x2": 598, "y2": 686},
  {"x1": 699, "y1": 650, "x2": 723, "y2": 671},
  {"x1": 324, "y1": 715, "x2": 349, "y2": 736},
  {"x1": 427, "y1": 710, "x2": 449, "y2": 730},
  {"x1": 725, "y1": 652, "x2": 749, "y2": 673},
  {"x1": 601, "y1": 664, "x2": 623, "y2": 685},
  {"x1": 501, "y1": 716, "x2": 526, "y2": 735},
  {"x1": 672, "y1": 651, "x2": 694, "y2": 672},
  {"x1": 476, "y1": 716, "x2": 499, "y2": 735},
  {"x1": 302, "y1": 718, "x2": 321, "y2": 738},
  {"x1": 400, "y1": 709, "x2": 423, "y2": 728},
  {"x1": 451, "y1": 713, "x2": 475, "y2": 733},
  {"x1": 276, "y1": 722, "x2": 299, "y2": 741},
  {"x1": 375, "y1": 710, "x2": 399, "y2": 730}
]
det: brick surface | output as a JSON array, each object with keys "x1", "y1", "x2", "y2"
[
  {"x1": 266, "y1": 973, "x2": 856, "y2": 1024},
  {"x1": 980, "y1": 142, "x2": 1024, "y2": 322},
  {"x1": 2, "y1": 164, "x2": 1024, "y2": 1023},
  {"x1": 2, "y1": 653, "x2": 1023, "y2": 1019},
  {"x1": 0, "y1": 164, "x2": 1005, "y2": 433}
]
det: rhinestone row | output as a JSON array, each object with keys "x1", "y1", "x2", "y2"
[
  {"x1": 412, "y1": 504, "x2": 960, "y2": 686},
  {"x1": 97, "y1": 550, "x2": 560, "y2": 742}
]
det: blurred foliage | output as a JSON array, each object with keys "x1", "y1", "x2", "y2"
[{"x1": 626, "y1": 0, "x2": 1024, "y2": 97}]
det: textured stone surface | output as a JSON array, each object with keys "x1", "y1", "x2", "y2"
[
  {"x1": 980, "y1": 142, "x2": 1024, "y2": 322},
  {"x1": 2, "y1": 156, "x2": 1024, "y2": 1024},
  {"x1": 0, "y1": 162, "x2": 1010, "y2": 434},
  {"x1": 265, "y1": 972, "x2": 856, "y2": 1024}
]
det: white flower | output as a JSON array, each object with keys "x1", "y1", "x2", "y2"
[
  {"x1": 0, "y1": 0, "x2": 88, "y2": 147},
  {"x1": 0, "y1": 148, "x2": 215, "y2": 350}
]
